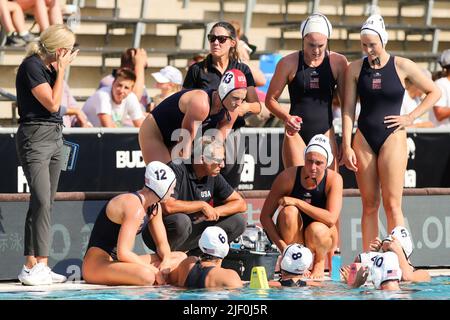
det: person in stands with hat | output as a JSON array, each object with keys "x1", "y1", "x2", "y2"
[
  {"x1": 429, "y1": 49, "x2": 450, "y2": 128},
  {"x1": 149, "y1": 65, "x2": 183, "y2": 111},
  {"x1": 82, "y1": 161, "x2": 186, "y2": 286},
  {"x1": 139, "y1": 69, "x2": 248, "y2": 164},
  {"x1": 168, "y1": 226, "x2": 243, "y2": 289},
  {"x1": 265, "y1": 13, "x2": 348, "y2": 170},
  {"x1": 260, "y1": 134, "x2": 343, "y2": 279},
  {"x1": 341, "y1": 14, "x2": 440, "y2": 252},
  {"x1": 269, "y1": 243, "x2": 322, "y2": 287}
]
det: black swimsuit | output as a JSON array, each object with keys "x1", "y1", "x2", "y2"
[
  {"x1": 288, "y1": 51, "x2": 336, "y2": 144},
  {"x1": 289, "y1": 166, "x2": 328, "y2": 230},
  {"x1": 86, "y1": 192, "x2": 147, "y2": 259},
  {"x1": 357, "y1": 56, "x2": 405, "y2": 155},
  {"x1": 151, "y1": 89, "x2": 225, "y2": 148},
  {"x1": 184, "y1": 260, "x2": 215, "y2": 289},
  {"x1": 279, "y1": 278, "x2": 307, "y2": 287}
]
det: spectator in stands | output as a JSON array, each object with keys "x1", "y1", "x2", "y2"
[
  {"x1": 429, "y1": 49, "x2": 450, "y2": 128},
  {"x1": 138, "y1": 69, "x2": 248, "y2": 164},
  {"x1": 83, "y1": 67, "x2": 145, "y2": 128},
  {"x1": 400, "y1": 68, "x2": 434, "y2": 128},
  {"x1": 168, "y1": 226, "x2": 243, "y2": 289},
  {"x1": 15, "y1": 24, "x2": 77, "y2": 286},
  {"x1": 16, "y1": 0, "x2": 63, "y2": 33},
  {"x1": 0, "y1": 0, "x2": 36, "y2": 46},
  {"x1": 187, "y1": 53, "x2": 205, "y2": 68},
  {"x1": 340, "y1": 14, "x2": 441, "y2": 251},
  {"x1": 59, "y1": 80, "x2": 92, "y2": 127},
  {"x1": 82, "y1": 161, "x2": 186, "y2": 286},
  {"x1": 230, "y1": 19, "x2": 271, "y2": 127},
  {"x1": 260, "y1": 134, "x2": 343, "y2": 279},
  {"x1": 99, "y1": 48, "x2": 150, "y2": 111},
  {"x1": 142, "y1": 136, "x2": 247, "y2": 255},
  {"x1": 148, "y1": 65, "x2": 183, "y2": 112},
  {"x1": 265, "y1": 13, "x2": 348, "y2": 170},
  {"x1": 183, "y1": 21, "x2": 261, "y2": 189}
]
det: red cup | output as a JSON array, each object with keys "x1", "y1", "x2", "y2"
[{"x1": 286, "y1": 116, "x2": 303, "y2": 136}]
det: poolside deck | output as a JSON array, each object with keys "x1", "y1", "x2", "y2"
[{"x1": 1, "y1": 269, "x2": 448, "y2": 293}]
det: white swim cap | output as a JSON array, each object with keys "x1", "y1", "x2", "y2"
[
  {"x1": 357, "y1": 251, "x2": 379, "y2": 268},
  {"x1": 391, "y1": 226, "x2": 413, "y2": 259},
  {"x1": 300, "y1": 13, "x2": 332, "y2": 38},
  {"x1": 144, "y1": 161, "x2": 176, "y2": 200},
  {"x1": 304, "y1": 134, "x2": 334, "y2": 167},
  {"x1": 280, "y1": 244, "x2": 313, "y2": 275},
  {"x1": 370, "y1": 252, "x2": 402, "y2": 289},
  {"x1": 198, "y1": 226, "x2": 230, "y2": 259},
  {"x1": 361, "y1": 14, "x2": 388, "y2": 46},
  {"x1": 218, "y1": 69, "x2": 247, "y2": 101}
]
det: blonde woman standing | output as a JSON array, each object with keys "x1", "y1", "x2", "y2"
[
  {"x1": 341, "y1": 15, "x2": 440, "y2": 251},
  {"x1": 15, "y1": 24, "x2": 78, "y2": 285}
]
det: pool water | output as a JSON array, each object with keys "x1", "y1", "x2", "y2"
[{"x1": 0, "y1": 277, "x2": 449, "y2": 300}]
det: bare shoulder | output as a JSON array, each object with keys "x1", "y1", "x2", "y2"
[
  {"x1": 182, "y1": 90, "x2": 209, "y2": 116},
  {"x1": 276, "y1": 52, "x2": 299, "y2": 70},
  {"x1": 347, "y1": 59, "x2": 364, "y2": 78},
  {"x1": 107, "y1": 192, "x2": 143, "y2": 221},
  {"x1": 275, "y1": 166, "x2": 298, "y2": 185},
  {"x1": 212, "y1": 268, "x2": 243, "y2": 288},
  {"x1": 393, "y1": 56, "x2": 416, "y2": 72},
  {"x1": 327, "y1": 169, "x2": 343, "y2": 186},
  {"x1": 329, "y1": 51, "x2": 349, "y2": 66}
]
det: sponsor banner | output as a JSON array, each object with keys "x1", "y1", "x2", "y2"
[
  {"x1": 0, "y1": 128, "x2": 449, "y2": 193},
  {"x1": 1, "y1": 194, "x2": 448, "y2": 280}
]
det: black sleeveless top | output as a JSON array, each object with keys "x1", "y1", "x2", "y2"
[
  {"x1": 288, "y1": 51, "x2": 336, "y2": 143},
  {"x1": 86, "y1": 192, "x2": 147, "y2": 258},
  {"x1": 184, "y1": 260, "x2": 215, "y2": 288},
  {"x1": 357, "y1": 56, "x2": 405, "y2": 155},
  {"x1": 289, "y1": 166, "x2": 328, "y2": 229},
  {"x1": 151, "y1": 89, "x2": 225, "y2": 148}
]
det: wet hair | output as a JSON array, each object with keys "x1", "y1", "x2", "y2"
[
  {"x1": 25, "y1": 24, "x2": 75, "y2": 59},
  {"x1": 204, "y1": 21, "x2": 239, "y2": 72},
  {"x1": 113, "y1": 67, "x2": 136, "y2": 82}
]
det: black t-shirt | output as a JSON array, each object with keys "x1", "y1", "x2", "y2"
[
  {"x1": 16, "y1": 54, "x2": 62, "y2": 124},
  {"x1": 183, "y1": 55, "x2": 256, "y2": 129},
  {"x1": 183, "y1": 55, "x2": 255, "y2": 90},
  {"x1": 169, "y1": 162, "x2": 234, "y2": 204}
]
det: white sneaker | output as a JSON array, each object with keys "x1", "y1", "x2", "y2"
[
  {"x1": 18, "y1": 263, "x2": 52, "y2": 286},
  {"x1": 19, "y1": 264, "x2": 67, "y2": 284},
  {"x1": 18, "y1": 265, "x2": 31, "y2": 284},
  {"x1": 48, "y1": 268, "x2": 67, "y2": 283}
]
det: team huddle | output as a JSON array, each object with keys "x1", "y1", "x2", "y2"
[{"x1": 14, "y1": 11, "x2": 441, "y2": 290}]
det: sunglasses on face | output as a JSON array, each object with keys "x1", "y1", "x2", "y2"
[{"x1": 207, "y1": 34, "x2": 232, "y2": 44}]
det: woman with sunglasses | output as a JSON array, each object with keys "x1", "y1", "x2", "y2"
[
  {"x1": 139, "y1": 68, "x2": 247, "y2": 164},
  {"x1": 15, "y1": 24, "x2": 78, "y2": 286},
  {"x1": 82, "y1": 161, "x2": 187, "y2": 286},
  {"x1": 265, "y1": 13, "x2": 348, "y2": 170},
  {"x1": 182, "y1": 21, "x2": 261, "y2": 189}
]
